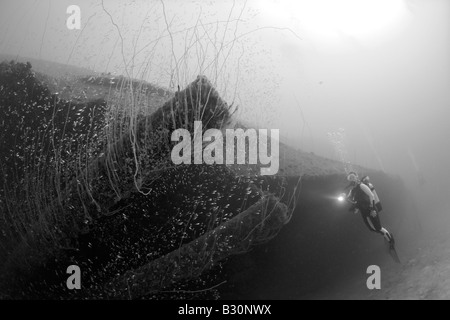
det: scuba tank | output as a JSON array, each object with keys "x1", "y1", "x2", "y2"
[{"x1": 361, "y1": 175, "x2": 383, "y2": 212}]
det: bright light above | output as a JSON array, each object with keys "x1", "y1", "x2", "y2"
[
  {"x1": 296, "y1": 0, "x2": 405, "y2": 37},
  {"x1": 260, "y1": 0, "x2": 407, "y2": 39},
  {"x1": 338, "y1": 195, "x2": 344, "y2": 202}
]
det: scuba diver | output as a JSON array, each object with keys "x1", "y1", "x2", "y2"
[{"x1": 344, "y1": 172, "x2": 396, "y2": 250}]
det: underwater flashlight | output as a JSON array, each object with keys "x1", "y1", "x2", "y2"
[{"x1": 337, "y1": 193, "x2": 347, "y2": 202}]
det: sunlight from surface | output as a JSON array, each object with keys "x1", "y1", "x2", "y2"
[
  {"x1": 297, "y1": 0, "x2": 405, "y2": 36},
  {"x1": 259, "y1": 0, "x2": 407, "y2": 40}
]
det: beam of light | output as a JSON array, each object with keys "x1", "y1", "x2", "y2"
[{"x1": 324, "y1": 193, "x2": 347, "y2": 202}]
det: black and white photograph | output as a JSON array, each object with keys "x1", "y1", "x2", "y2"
[{"x1": 0, "y1": 0, "x2": 449, "y2": 304}]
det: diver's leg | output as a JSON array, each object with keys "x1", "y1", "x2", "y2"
[
  {"x1": 369, "y1": 213, "x2": 382, "y2": 232},
  {"x1": 371, "y1": 213, "x2": 394, "y2": 243},
  {"x1": 360, "y1": 209, "x2": 377, "y2": 232},
  {"x1": 380, "y1": 227, "x2": 394, "y2": 244}
]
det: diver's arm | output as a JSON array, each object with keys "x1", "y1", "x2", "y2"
[
  {"x1": 360, "y1": 183, "x2": 375, "y2": 208},
  {"x1": 345, "y1": 189, "x2": 356, "y2": 204},
  {"x1": 346, "y1": 189, "x2": 352, "y2": 199}
]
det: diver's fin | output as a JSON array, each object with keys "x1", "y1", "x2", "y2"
[
  {"x1": 389, "y1": 233, "x2": 395, "y2": 248},
  {"x1": 389, "y1": 246, "x2": 401, "y2": 264},
  {"x1": 386, "y1": 234, "x2": 400, "y2": 264}
]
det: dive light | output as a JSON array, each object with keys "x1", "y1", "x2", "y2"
[{"x1": 337, "y1": 193, "x2": 346, "y2": 202}]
